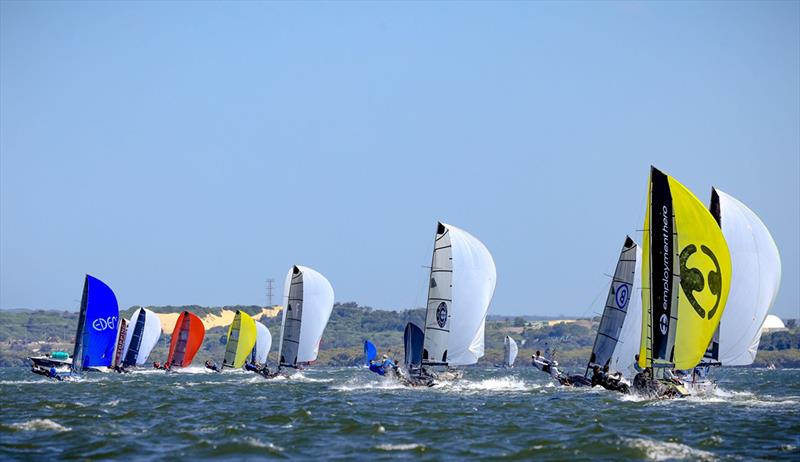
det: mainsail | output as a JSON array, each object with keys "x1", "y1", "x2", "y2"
[
  {"x1": 586, "y1": 237, "x2": 641, "y2": 376},
  {"x1": 72, "y1": 275, "x2": 120, "y2": 372},
  {"x1": 277, "y1": 265, "x2": 335, "y2": 368},
  {"x1": 112, "y1": 319, "x2": 129, "y2": 369},
  {"x1": 223, "y1": 310, "x2": 257, "y2": 369},
  {"x1": 122, "y1": 308, "x2": 162, "y2": 367},
  {"x1": 421, "y1": 222, "x2": 496, "y2": 367},
  {"x1": 710, "y1": 188, "x2": 782, "y2": 366},
  {"x1": 251, "y1": 321, "x2": 272, "y2": 365},
  {"x1": 638, "y1": 167, "x2": 732, "y2": 372},
  {"x1": 166, "y1": 311, "x2": 205, "y2": 368},
  {"x1": 404, "y1": 322, "x2": 424, "y2": 367},
  {"x1": 503, "y1": 336, "x2": 518, "y2": 367}
]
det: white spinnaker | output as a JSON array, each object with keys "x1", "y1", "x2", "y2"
[
  {"x1": 445, "y1": 223, "x2": 497, "y2": 366},
  {"x1": 253, "y1": 321, "x2": 271, "y2": 364},
  {"x1": 279, "y1": 265, "x2": 334, "y2": 364},
  {"x1": 121, "y1": 308, "x2": 162, "y2": 366},
  {"x1": 504, "y1": 336, "x2": 518, "y2": 367},
  {"x1": 715, "y1": 189, "x2": 782, "y2": 366},
  {"x1": 611, "y1": 244, "x2": 643, "y2": 379}
]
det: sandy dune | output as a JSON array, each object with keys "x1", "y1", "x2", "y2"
[{"x1": 154, "y1": 306, "x2": 282, "y2": 333}]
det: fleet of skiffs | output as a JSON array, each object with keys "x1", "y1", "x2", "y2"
[{"x1": 30, "y1": 167, "x2": 781, "y2": 399}]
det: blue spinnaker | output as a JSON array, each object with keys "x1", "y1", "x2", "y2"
[
  {"x1": 364, "y1": 340, "x2": 377, "y2": 366},
  {"x1": 404, "y1": 322, "x2": 424, "y2": 367},
  {"x1": 73, "y1": 275, "x2": 119, "y2": 371}
]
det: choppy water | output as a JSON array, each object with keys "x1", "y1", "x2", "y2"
[{"x1": 1, "y1": 366, "x2": 798, "y2": 460}]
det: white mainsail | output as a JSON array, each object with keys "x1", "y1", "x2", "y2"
[
  {"x1": 422, "y1": 222, "x2": 497, "y2": 367},
  {"x1": 278, "y1": 265, "x2": 335, "y2": 366},
  {"x1": 503, "y1": 336, "x2": 518, "y2": 367},
  {"x1": 252, "y1": 321, "x2": 272, "y2": 365},
  {"x1": 121, "y1": 308, "x2": 162, "y2": 366},
  {"x1": 611, "y1": 244, "x2": 643, "y2": 378},
  {"x1": 713, "y1": 189, "x2": 782, "y2": 366},
  {"x1": 587, "y1": 237, "x2": 641, "y2": 379}
]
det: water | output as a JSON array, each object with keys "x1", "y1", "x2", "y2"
[{"x1": 1, "y1": 366, "x2": 798, "y2": 460}]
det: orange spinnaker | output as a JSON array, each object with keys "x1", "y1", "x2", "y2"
[{"x1": 166, "y1": 311, "x2": 206, "y2": 368}]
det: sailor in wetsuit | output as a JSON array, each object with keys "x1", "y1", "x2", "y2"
[
  {"x1": 532, "y1": 351, "x2": 561, "y2": 378},
  {"x1": 205, "y1": 360, "x2": 221, "y2": 372},
  {"x1": 369, "y1": 354, "x2": 397, "y2": 376}
]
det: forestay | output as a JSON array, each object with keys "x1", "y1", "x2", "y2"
[
  {"x1": 712, "y1": 188, "x2": 782, "y2": 366},
  {"x1": 422, "y1": 222, "x2": 496, "y2": 367},
  {"x1": 587, "y1": 237, "x2": 640, "y2": 376},
  {"x1": 122, "y1": 308, "x2": 162, "y2": 367},
  {"x1": 72, "y1": 275, "x2": 120, "y2": 372},
  {"x1": 278, "y1": 265, "x2": 335, "y2": 368}
]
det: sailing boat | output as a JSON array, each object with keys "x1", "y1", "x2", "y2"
[
  {"x1": 584, "y1": 236, "x2": 642, "y2": 389},
  {"x1": 30, "y1": 275, "x2": 120, "y2": 378},
  {"x1": 633, "y1": 167, "x2": 732, "y2": 398},
  {"x1": 221, "y1": 310, "x2": 257, "y2": 370},
  {"x1": 276, "y1": 265, "x2": 334, "y2": 371},
  {"x1": 120, "y1": 308, "x2": 162, "y2": 368},
  {"x1": 164, "y1": 311, "x2": 205, "y2": 369},
  {"x1": 687, "y1": 188, "x2": 782, "y2": 391},
  {"x1": 502, "y1": 336, "x2": 519, "y2": 368},
  {"x1": 401, "y1": 222, "x2": 496, "y2": 385}
]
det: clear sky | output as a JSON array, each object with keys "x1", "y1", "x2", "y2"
[{"x1": 1, "y1": 1, "x2": 798, "y2": 319}]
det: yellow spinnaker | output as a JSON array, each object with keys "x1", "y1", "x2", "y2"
[
  {"x1": 639, "y1": 167, "x2": 731, "y2": 370},
  {"x1": 223, "y1": 311, "x2": 257, "y2": 369}
]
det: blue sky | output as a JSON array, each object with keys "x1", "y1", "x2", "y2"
[{"x1": 1, "y1": 1, "x2": 798, "y2": 319}]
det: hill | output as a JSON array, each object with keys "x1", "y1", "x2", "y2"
[{"x1": 1, "y1": 303, "x2": 798, "y2": 368}]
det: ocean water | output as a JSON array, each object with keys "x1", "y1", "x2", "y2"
[{"x1": 1, "y1": 366, "x2": 798, "y2": 461}]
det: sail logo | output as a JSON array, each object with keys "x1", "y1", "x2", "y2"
[
  {"x1": 659, "y1": 314, "x2": 668, "y2": 335},
  {"x1": 679, "y1": 244, "x2": 723, "y2": 320},
  {"x1": 615, "y1": 283, "x2": 630, "y2": 309},
  {"x1": 92, "y1": 316, "x2": 117, "y2": 332},
  {"x1": 436, "y1": 302, "x2": 448, "y2": 328}
]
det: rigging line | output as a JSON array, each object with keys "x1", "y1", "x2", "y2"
[{"x1": 579, "y1": 277, "x2": 613, "y2": 320}]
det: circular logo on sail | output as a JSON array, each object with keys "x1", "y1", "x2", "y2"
[
  {"x1": 436, "y1": 302, "x2": 448, "y2": 328},
  {"x1": 92, "y1": 316, "x2": 117, "y2": 332},
  {"x1": 659, "y1": 314, "x2": 668, "y2": 335},
  {"x1": 615, "y1": 283, "x2": 630, "y2": 309},
  {"x1": 679, "y1": 243, "x2": 723, "y2": 320}
]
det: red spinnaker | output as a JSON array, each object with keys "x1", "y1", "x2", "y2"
[{"x1": 166, "y1": 311, "x2": 205, "y2": 368}]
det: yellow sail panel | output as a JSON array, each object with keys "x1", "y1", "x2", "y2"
[
  {"x1": 669, "y1": 176, "x2": 731, "y2": 369},
  {"x1": 223, "y1": 311, "x2": 258, "y2": 369},
  {"x1": 638, "y1": 177, "x2": 652, "y2": 370}
]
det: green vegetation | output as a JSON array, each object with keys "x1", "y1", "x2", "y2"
[{"x1": 1, "y1": 304, "x2": 798, "y2": 369}]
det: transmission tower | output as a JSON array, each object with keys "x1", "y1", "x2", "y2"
[{"x1": 266, "y1": 278, "x2": 275, "y2": 307}]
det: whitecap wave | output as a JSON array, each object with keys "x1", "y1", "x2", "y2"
[
  {"x1": 332, "y1": 377, "x2": 407, "y2": 392},
  {"x1": 375, "y1": 443, "x2": 425, "y2": 451},
  {"x1": 172, "y1": 366, "x2": 214, "y2": 374},
  {"x1": 9, "y1": 419, "x2": 71, "y2": 432},
  {"x1": 440, "y1": 376, "x2": 535, "y2": 393},
  {"x1": 623, "y1": 437, "x2": 716, "y2": 461}
]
